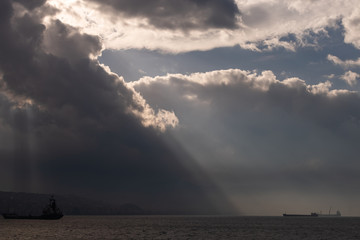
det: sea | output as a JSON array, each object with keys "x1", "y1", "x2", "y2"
[{"x1": 1, "y1": 215, "x2": 360, "y2": 240}]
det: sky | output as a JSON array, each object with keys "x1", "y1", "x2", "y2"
[{"x1": 1, "y1": 0, "x2": 360, "y2": 216}]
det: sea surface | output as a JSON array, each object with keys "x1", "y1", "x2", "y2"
[{"x1": 1, "y1": 215, "x2": 360, "y2": 240}]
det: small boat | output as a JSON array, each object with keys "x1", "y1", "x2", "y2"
[{"x1": 2, "y1": 195, "x2": 63, "y2": 220}]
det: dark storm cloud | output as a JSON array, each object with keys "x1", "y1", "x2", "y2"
[
  {"x1": 86, "y1": 0, "x2": 240, "y2": 30},
  {"x1": 13, "y1": 0, "x2": 47, "y2": 10},
  {"x1": 43, "y1": 20, "x2": 103, "y2": 63},
  {"x1": 0, "y1": 0, "x2": 235, "y2": 213}
]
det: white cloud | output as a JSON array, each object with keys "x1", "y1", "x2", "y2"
[
  {"x1": 134, "y1": 69, "x2": 352, "y2": 98},
  {"x1": 130, "y1": 89, "x2": 179, "y2": 132},
  {"x1": 325, "y1": 74, "x2": 336, "y2": 79},
  {"x1": 98, "y1": 63, "x2": 179, "y2": 132},
  {"x1": 341, "y1": 70, "x2": 360, "y2": 86},
  {"x1": 307, "y1": 81, "x2": 332, "y2": 95},
  {"x1": 342, "y1": 7, "x2": 360, "y2": 49},
  {"x1": 327, "y1": 54, "x2": 360, "y2": 68},
  {"x1": 282, "y1": 77, "x2": 306, "y2": 89}
]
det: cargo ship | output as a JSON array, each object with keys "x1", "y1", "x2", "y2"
[
  {"x1": 2, "y1": 195, "x2": 63, "y2": 220},
  {"x1": 283, "y1": 207, "x2": 341, "y2": 217},
  {"x1": 283, "y1": 212, "x2": 318, "y2": 217}
]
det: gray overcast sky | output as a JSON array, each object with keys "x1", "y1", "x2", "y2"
[{"x1": 1, "y1": 0, "x2": 360, "y2": 215}]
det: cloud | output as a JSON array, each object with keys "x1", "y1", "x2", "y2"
[
  {"x1": 327, "y1": 54, "x2": 360, "y2": 69},
  {"x1": 86, "y1": 0, "x2": 241, "y2": 31},
  {"x1": 3, "y1": 0, "x2": 360, "y2": 216},
  {"x1": 342, "y1": 7, "x2": 360, "y2": 48},
  {"x1": 0, "y1": 0, "x2": 235, "y2": 213},
  {"x1": 42, "y1": 20, "x2": 103, "y2": 62},
  {"x1": 341, "y1": 71, "x2": 360, "y2": 86},
  {"x1": 13, "y1": 0, "x2": 47, "y2": 10},
  {"x1": 132, "y1": 69, "x2": 360, "y2": 214},
  {"x1": 45, "y1": 0, "x2": 358, "y2": 53}
]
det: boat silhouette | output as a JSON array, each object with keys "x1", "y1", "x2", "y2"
[
  {"x1": 283, "y1": 207, "x2": 341, "y2": 217},
  {"x1": 2, "y1": 195, "x2": 63, "y2": 220},
  {"x1": 283, "y1": 212, "x2": 318, "y2": 217}
]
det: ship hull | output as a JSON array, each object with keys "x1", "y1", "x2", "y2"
[
  {"x1": 283, "y1": 213, "x2": 318, "y2": 217},
  {"x1": 317, "y1": 215, "x2": 341, "y2": 217}
]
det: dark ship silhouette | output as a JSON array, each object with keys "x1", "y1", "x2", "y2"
[
  {"x1": 283, "y1": 208, "x2": 341, "y2": 217},
  {"x1": 283, "y1": 212, "x2": 318, "y2": 217},
  {"x1": 2, "y1": 195, "x2": 63, "y2": 220}
]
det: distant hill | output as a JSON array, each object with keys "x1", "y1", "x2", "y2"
[{"x1": 0, "y1": 191, "x2": 143, "y2": 215}]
